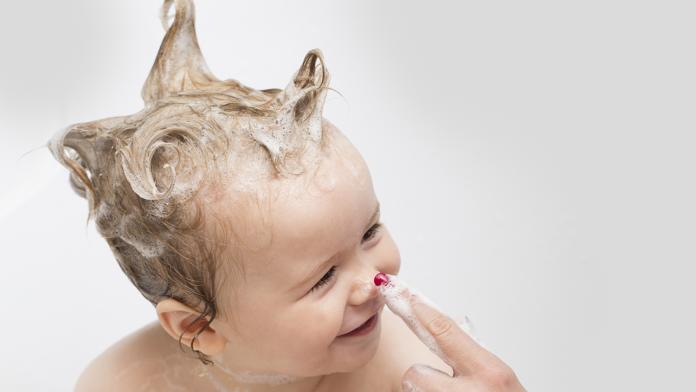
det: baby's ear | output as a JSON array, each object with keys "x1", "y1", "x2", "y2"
[
  {"x1": 141, "y1": 0, "x2": 219, "y2": 104},
  {"x1": 281, "y1": 49, "x2": 331, "y2": 142},
  {"x1": 156, "y1": 299, "x2": 227, "y2": 357}
]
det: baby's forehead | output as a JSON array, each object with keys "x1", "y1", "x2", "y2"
[{"x1": 217, "y1": 151, "x2": 372, "y2": 271}]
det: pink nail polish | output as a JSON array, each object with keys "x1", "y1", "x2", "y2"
[{"x1": 373, "y1": 272, "x2": 390, "y2": 286}]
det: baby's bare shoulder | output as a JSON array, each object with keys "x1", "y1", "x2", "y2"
[
  {"x1": 74, "y1": 321, "x2": 193, "y2": 392},
  {"x1": 379, "y1": 308, "x2": 453, "y2": 384}
]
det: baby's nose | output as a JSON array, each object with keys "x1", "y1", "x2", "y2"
[{"x1": 349, "y1": 275, "x2": 380, "y2": 305}]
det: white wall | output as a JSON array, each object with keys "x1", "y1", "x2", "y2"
[{"x1": 1, "y1": 0, "x2": 694, "y2": 390}]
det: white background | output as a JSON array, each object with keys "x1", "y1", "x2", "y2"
[{"x1": 1, "y1": 0, "x2": 694, "y2": 390}]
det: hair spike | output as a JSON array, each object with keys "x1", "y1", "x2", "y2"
[
  {"x1": 143, "y1": 0, "x2": 219, "y2": 104},
  {"x1": 160, "y1": 0, "x2": 175, "y2": 31}
]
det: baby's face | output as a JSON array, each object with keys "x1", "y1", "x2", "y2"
[{"x1": 210, "y1": 132, "x2": 401, "y2": 377}]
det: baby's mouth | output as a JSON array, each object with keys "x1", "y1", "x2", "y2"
[{"x1": 336, "y1": 312, "x2": 378, "y2": 338}]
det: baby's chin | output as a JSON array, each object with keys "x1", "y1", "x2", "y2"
[{"x1": 260, "y1": 319, "x2": 382, "y2": 378}]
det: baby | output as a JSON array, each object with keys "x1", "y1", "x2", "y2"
[{"x1": 49, "y1": 1, "x2": 450, "y2": 391}]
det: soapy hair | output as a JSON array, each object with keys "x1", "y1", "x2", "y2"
[{"x1": 47, "y1": 0, "x2": 332, "y2": 365}]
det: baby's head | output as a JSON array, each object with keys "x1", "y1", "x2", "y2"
[{"x1": 49, "y1": 0, "x2": 400, "y2": 379}]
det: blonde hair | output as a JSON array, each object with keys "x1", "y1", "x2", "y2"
[{"x1": 48, "y1": 0, "x2": 333, "y2": 365}]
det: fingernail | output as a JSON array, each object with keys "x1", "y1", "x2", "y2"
[
  {"x1": 402, "y1": 380, "x2": 416, "y2": 392},
  {"x1": 412, "y1": 364, "x2": 436, "y2": 375}
]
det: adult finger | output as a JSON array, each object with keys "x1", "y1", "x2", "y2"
[
  {"x1": 410, "y1": 292, "x2": 495, "y2": 375},
  {"x1": 401, "y1": 364, "x2": 456, "y2": 392},
  {"x1": 377, "y1": 275, "x2": 493, "y2": 375}
]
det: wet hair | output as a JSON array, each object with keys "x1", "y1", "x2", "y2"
[{"x1": 47, "y1": 0, "x2": 333, "y2": 365}]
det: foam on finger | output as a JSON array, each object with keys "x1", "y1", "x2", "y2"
[
  {"x1": 376, "y1": 274, "x2": 449, "y2": 363},
  {"x1": 376, "y1": 273, "x2": 486, "y2": 368}
]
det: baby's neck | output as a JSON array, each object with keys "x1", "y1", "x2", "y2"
[
  {"x1": 199, "y1": 361, "x2": 374, "y2": 392},
  {"x1": 200, "y1": 364, "x2": 356, "y2": 392}
]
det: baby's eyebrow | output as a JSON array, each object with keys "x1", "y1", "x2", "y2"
[{"x1": 288, "y1": 201, "x2": 380, "y2": 293}]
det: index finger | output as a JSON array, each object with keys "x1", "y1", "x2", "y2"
[{"x1": 377, "y1": 274, "x2": 491, "y2": 375}]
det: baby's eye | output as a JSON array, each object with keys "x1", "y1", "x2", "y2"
[
  {"x1": 308, "y1": 223, "x2": 383, "y2": 293},
  {"x1": 310, "y1": 266, "x2": 337, "y2": 292},
  {"x1": 362, "y1": 222, "x2": 382, "y2": 243}
]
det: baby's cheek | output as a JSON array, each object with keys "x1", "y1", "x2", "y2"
[
  {"x1": 283, "y1": 320, "x2": 336, "y2": 362},
  {"x1": 282, "y1": 308, "x2": 340, "y2": 350}
]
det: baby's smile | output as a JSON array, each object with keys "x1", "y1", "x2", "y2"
[{"x1": 335, "y1": 303, "x2": 384, "y2": 338}]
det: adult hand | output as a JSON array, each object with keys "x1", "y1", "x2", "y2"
[{"x1": 398, "y1": 292, "x2": 526, "y2": 391}]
